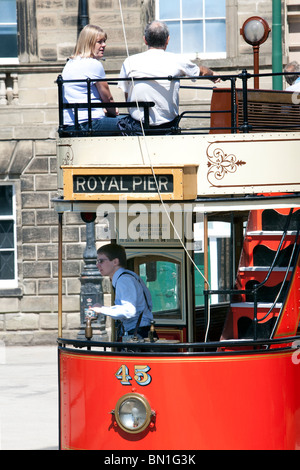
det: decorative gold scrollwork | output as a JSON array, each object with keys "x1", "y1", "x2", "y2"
[{"x1": 207, "y1": 147, "x2": 246, "y2": 187}]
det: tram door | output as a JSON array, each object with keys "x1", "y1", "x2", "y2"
[
  {"x1": 126, "y1": 248, "x2": 191, "y2": 342},
  {"x1": 114, "y1": 205, "x2": 195, "y2": 341}
]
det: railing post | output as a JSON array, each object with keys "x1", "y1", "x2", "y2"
[
  {"x1": 240, "y1": 69, "x2": 251, "y2": 133},
  {"x1": 144, "y1": 105, "x2": 150, "y2": 129},
  {"x1": 57, "y1": 75, "x2": 64, "y2": 134},
  {"x1": 230, "y1": 77, "x2": 237, "y2": 133},
  {"x1": 58, "y1": 212, "x2": 63, "y2": 338},
  {"x1": 253, "y1": 289, "x2": 258, "y2": 341},
  {"x1": 74, "y1": 104, "x2": 80, "y2": 130},
  {"x1": 204, "y1": 289, "x2": 209, "y2": 343},
  {"x1": 87, "y1": 78, "x2": 92, "y2": 133}
]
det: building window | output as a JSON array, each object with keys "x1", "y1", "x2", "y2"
[
  {"x1": 0, "y1": 0, "x2": 18, "y2": 62},
  {"x1": 0, "y1": 185, "x2": 17, "y2": 288},
  {"x1": 157, "y1": 0, "x2": 226, "y2": 59}
]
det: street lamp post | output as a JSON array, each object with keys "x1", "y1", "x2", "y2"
[
  {"x1": 78, "y1": 212, "x2": 108, "y2": 341},
  {"x1": 78, "y1": 0, "x2": 89, "y2": 34},
  {"x1": 240, "y1": 16, "x2": 271, "y2": 89}
]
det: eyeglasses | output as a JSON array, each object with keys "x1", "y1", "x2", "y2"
[{"x1": 96, "y1": 257, "x2": 109, "y2": 265}]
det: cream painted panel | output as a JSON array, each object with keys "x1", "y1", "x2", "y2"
[{"x1": 57, "y1": 133, "x2": 300, "y2": 196}]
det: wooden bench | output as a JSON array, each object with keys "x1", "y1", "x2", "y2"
[{"x1": 210, "y1": 87, "x2": 300, "y2": 133}]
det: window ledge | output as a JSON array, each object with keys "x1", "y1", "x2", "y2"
[
  {"x1": 0, "y1": 58, "x2": 19, "y2": 65},
  {"x1": 0, "y1": 288, "x2": 23, "y2": 297}
]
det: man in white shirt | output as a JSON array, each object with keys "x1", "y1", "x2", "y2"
[
  {"x1": 91, "y1": 243, "x2": 153, "y2": 339},
  {"x1": 284, "y1": 61, "x2": 300, "y2": 91},
  {"x1": 118, "y1": 20, "x2": 220, "y2": 134}
]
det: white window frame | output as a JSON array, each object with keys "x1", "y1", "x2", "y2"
[
  {"x1": 0, "y1": 184, "x2": 18, "y2": 289},
  {"x1": 156, "y1": 0, "x2": 226, "y2": 60}
]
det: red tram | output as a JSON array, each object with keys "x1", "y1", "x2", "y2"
[{"x1": 55, "y1": 70, "x2": 300, "y2": 450}]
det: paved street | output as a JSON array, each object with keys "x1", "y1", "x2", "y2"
[{"x1": 0, "y1": 345, "x2": 58, "y2": 450}]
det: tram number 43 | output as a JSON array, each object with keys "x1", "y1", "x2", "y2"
[{"x1": 115, "y1": 365, "x2": 152, "y2": 386}]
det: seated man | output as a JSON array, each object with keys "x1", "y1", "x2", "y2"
[
  {"x1": 284, "y1": 61, "x2": 300, "y2": 91},
  {"x1": 117, "y1": 20, "x2": 220, "y2": 135}
]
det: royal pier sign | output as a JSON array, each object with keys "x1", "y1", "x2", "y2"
[
  {"x1": 62, "y1": 166, "x2": 198, "y2": 201},
  {"x1": 74, "y1": 174, "x2": 172, "y2": 194}
]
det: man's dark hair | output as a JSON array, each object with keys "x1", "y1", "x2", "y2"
[
  {"x1": 144, "y1": 21, "x2": 169, "y2": 48},
  {"x1": 97, "y1": 243, "x2": 127, "y2": 268}
]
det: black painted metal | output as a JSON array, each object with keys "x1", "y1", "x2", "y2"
[
  {"x1": 56, "y1": 71, "x2": 300, "y2": 137},
  {"x1": 57, "y1": 335, "x2": 300, "y2": 356}
]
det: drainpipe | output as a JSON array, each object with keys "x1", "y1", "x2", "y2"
[
  {"x1": 78, "y1": 0, "x2": 89, "y2": 34},
  {"x1": 272, "y1": 0, "x2": 283, "y2": 90}
]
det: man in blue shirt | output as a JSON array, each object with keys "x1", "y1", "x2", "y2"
[{"x1": 91, "y1": 243, "x2": 153, "y2": 339}]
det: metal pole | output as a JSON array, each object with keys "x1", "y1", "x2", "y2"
[
  {"x1": 230, "y1": 77, "x2": 237, "y2": 133},
  {"x1": 203, "y1": 213, "x2": 209, "y2": 339},
  {"x1": 241, "y1": 69, "x2": 250, "y2": 133},
  {"x1": 78, "y1": 0, "x2": 89, "y2": 34},
  {"x1": 56, "y1": 75, "x2": 64, "y2": 133},
  {"x1": 58, "y1": 212, "x2": 63, "y2": 338},
  {"x1": 272, "y1": 0, "x2": 283, "y2": 90},
  {"x1": 253, "y1": 45, "x2": 260, "y2": 89},
  {"x1": 204, "y1": 213, "x2": 209, "y2": 292}
]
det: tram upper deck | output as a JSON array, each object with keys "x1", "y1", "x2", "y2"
[{"x1": 56, "y1": 70, "x2": 300, "y2": 202}]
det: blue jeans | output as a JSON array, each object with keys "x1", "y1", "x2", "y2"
[
  {"x1": 117, "y1": 114, "x2": 180, "y2": 136},
  {"x1": 66, "y1": 115, "x2": 125, "y2": 135}
]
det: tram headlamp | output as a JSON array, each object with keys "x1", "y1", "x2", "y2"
[{"x1": 113, "y1": 393, "x2": 153, "y2": 434}]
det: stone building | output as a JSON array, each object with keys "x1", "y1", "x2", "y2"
[{"x1": 0, "y1": 0, "x2": 298, "y2": 345}]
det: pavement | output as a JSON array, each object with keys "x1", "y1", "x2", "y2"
[{"x1": 0, "y1": 344, "x2": 59, "y2": 450}]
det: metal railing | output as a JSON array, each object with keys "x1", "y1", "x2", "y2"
[
  {"x1": 204, "y1": 209, "x2": 300, "y2": 342},
  {"x1": 57, "y1": 335, "x2": 300, "y2": 355},
  {"x1": 56, "y1": 70, "x2": 300, "y2": 137}
]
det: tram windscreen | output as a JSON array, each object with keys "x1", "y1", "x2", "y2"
[{"x1": 139, "y1": 260, "x2": 181, "y2": 321}]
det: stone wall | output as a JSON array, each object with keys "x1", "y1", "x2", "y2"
[
  {"x1": 0, "y1": 137, "x2": 75, "y2": 344},
  {"x1": 0, "y1": 134, "x2": 113, "y2": 345},
  {"x1": 0, "y1": 64, "x2": 112, "y2": 345},
  {"x1": 35, "y1": 0, "x2": 145, "y2": 64}
]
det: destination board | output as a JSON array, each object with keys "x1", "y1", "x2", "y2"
[{"x1": 62, "y1": 166, "x2": 198, "y2": 201}]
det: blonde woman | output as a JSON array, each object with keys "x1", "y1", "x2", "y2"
[{"x1": 62, "y1": 24, "x2": 122, "y2": 133}]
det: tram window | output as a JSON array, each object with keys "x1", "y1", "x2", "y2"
[
  {"x1": 140, "y1": 260, "x2": 181, "y2": 320},
  {"x1": 194, "y1": 221, "x2": 231, "y2": 306},
  {"x1": 0, "y1": 185, "x2": 17, "y2": 288},
  {"x1": 129, "y1": 255, "x2": 183, "y2": 323}
]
